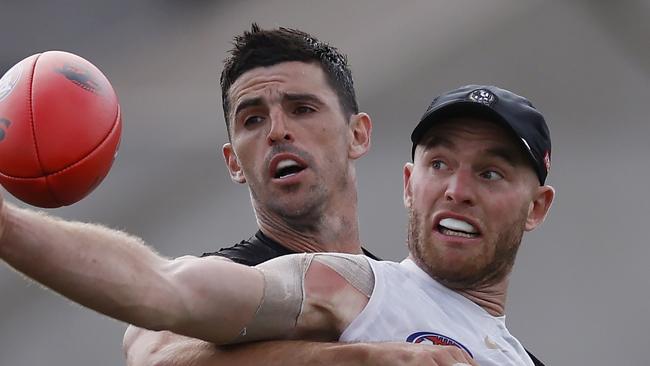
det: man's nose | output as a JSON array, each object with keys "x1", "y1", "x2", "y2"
[
  {"x1": 266, "y1": 109, "x2": 293, "y2": 144},
  {"x1": 444, "y1": 168, "x2": 476, "y2": 205}
]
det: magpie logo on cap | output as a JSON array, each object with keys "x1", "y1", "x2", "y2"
[{"x1": 468, "y1": 88, "x2": 496, "y2": 106}]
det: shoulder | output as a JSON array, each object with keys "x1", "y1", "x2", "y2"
[
  {"x1": 304, "y1": 254, "x2": 375, "y2": 299},
  {"x1": 257, "y1": 253, "x2": 372, "y2": 272},
  {"x1": 255, "y1": 253, "x2": 374, "y2": 297},
  {"x1": 361, "y1": 247, "x2": 382, "y2": 260},
  {"x1": 302, "y1": 254, "x2": 374, "y2": 334}
]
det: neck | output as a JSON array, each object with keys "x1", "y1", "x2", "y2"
[
  {"x1": 407, "y1": 255, "x2": 509, "y2": 316},
  {"x1": 253, "y1": 185, "x2": 363, "y2": 255},
  {"x1": 456, "y1": 277, "x2": 509, "y2": 317}
]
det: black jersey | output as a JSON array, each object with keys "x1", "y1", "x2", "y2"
[{"x1": 201, "y1": 230, "x2": 380, "y2": 266}]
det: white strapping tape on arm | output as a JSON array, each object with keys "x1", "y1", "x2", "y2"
[{"x1": 227, "y1": 253, "x2": 374, "y2": 344}]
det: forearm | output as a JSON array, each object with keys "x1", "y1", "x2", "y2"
[
  {"x1": 221, "y1": 341, "x2": 479, "y2": 366},
  {"x1": 125, "y1": 326, "x2": 376, "y2": 366},
  {"x1": 0, "y1": 203, "x2": 265, "y2": 343},
  {"x1": 124, "y1": 327, "x2": 217, "y2": 366},
  {"x1": 0, "y1": 204, "x2": 180, "y2": 330},
  {"x1": 217, "y1": 341, "x2": 376, "y2": 366}
]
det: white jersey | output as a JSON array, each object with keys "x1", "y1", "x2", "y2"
[{"x1": 340, "y1": 258, "x2": 534, "y2": 366}]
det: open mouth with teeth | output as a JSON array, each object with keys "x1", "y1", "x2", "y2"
[
  {"x1": 273, "y1": 159, "x2": 307, "y2": 179},
  {"x1": 437, "y1": 218, "x2": 480, "y2": 239}
]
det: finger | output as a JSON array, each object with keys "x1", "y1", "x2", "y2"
[
  {"x1": 450, "y1": 347, "x2": 478, "y2": 365},
  {"x1": 428, "y1": 348, "x2": 468, "y2": 366},
  {"x1": 432, "y1": 346, "x2": 477, "y2": 366}
]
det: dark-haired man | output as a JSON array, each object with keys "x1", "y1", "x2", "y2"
[
  {"x1": 0, "y1": 84, "x2": 552, "y2": 365},
  {"x1": 122, "y1": 23, "x2": 401, "y2": 366}
]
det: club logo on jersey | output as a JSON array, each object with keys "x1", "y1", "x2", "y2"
[
  {"x1": 0, "y1": 118, "x2": 10, "y2": 142},
  {"x1": 406, "y1": 331, "x2": 473, "y2": 358},
  {"x1": 468, "y1": 88, "x2": 496, "y2": 106},
  {"x1": 56, "y1": 63, "x2": 101, "y2": 94},
  {"x1": 0, "y1": 62, "x2": 23, "y2": 102}
]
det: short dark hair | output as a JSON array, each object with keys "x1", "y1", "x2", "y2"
[{"x1": 220, "y1": 23, "x2": 359, "y2": 139}]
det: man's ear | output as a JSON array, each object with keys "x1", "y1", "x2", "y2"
[
  {"x1": 525, "y1": 185, "x2": 555, "y2": 231},
  {"x1": 348, "y1": 113, "x2": 372, "y2": 160},
  {"x1": 222, "y1": 143, "x2": 246, "y2": 184},
  {"x1": 403, "y1": 163, "x2": 414, "y2": 209}
]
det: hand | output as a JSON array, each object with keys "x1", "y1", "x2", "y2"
[{"x1": 363, "y1": 342, "x2": 478, "y2": 366}]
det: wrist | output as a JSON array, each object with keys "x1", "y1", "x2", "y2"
[
  {"x1": 0, "y1": 203, "x2": 29, "y2": 259},
  {"x1": 0, "y1": 201, "x2": 14, "y2": 248},
  {"x1": 0, "y1": 202, "x2": 26, "y2": 240}
]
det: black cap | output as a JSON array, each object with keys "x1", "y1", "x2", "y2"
[{"x1": 411, "y1": 85, "x2": 551, "y2": 184}]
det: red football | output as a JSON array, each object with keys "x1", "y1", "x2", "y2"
[{"x1": 0, "y1": 51, "x2": 122, "y2": 208}]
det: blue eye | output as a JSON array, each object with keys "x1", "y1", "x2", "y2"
[{"x1": 432, "y1": 160, "x2": 448, "y2": 170}]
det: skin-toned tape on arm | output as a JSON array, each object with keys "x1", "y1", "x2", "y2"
[
  {"x1": 312, "y1": 253, "x2": 374, "y2": 298},
  {"x1": 227, "y1": 253, "x2": 313, "y2": 344}
]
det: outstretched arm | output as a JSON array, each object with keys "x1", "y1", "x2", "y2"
[
  {"x1": 0, "y1": 199, "x2": 477, "y2": 366},
  {"x1": 122, "y1": 252, "x2": 478, "y2": 366},
  {"x1": 0, "y1": 202, "x2": 264, "y2": 344},
  {"x1": 123, "y1": 327, "x2": 479, "y2": 366}
]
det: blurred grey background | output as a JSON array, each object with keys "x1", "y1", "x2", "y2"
[{"x1": 1, "y1": 0, "x2": 649, "y2": 365}]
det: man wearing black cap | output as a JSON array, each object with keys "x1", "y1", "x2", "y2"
[
  {"x1": 396, "y1": 84, "x2": 554, "y2": 365},
  {"x1": 0, "y1": 85, "x2": 553, "y2": 365}
]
